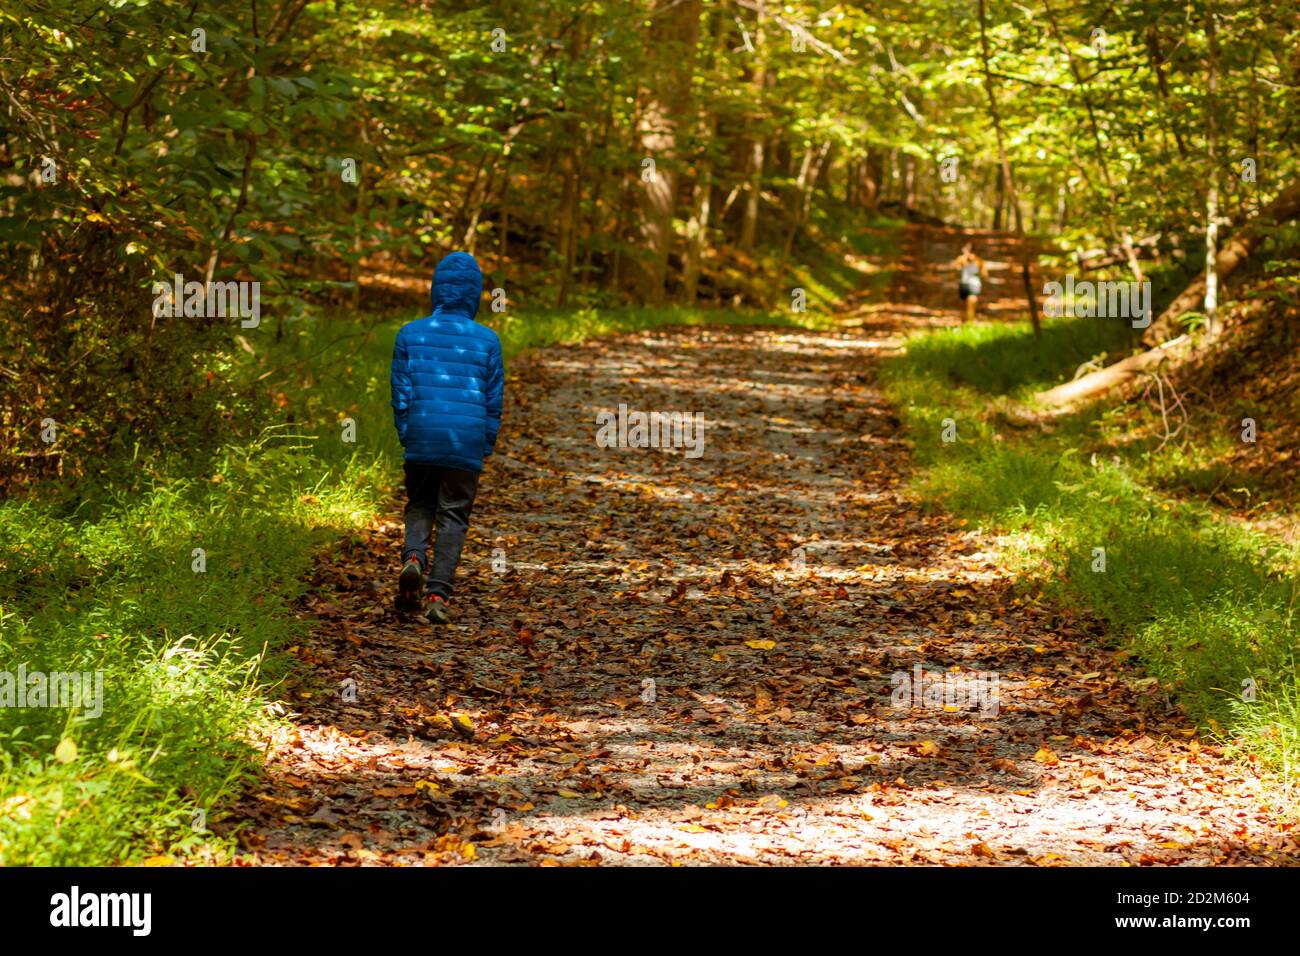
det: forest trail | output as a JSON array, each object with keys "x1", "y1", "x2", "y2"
[{"x1": 233, "y1": 228, "x2": 1297, "y2": 866}]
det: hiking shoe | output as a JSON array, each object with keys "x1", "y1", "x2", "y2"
[
  {"x1": 425, "y1": 594, "x2": 451, "y2": 626},
  {"x1": 395, "y1": 559, "x2": 423, "y2": 613}
]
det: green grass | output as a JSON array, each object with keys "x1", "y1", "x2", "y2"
[
  {"x1": 0, "y1": 430, "x2": 388, "y2": 865},
  {"x1": 0, "y1": 295, "x2": 856, "y2": 865},
  {"x1": 882, "y1": 315, "x2": 1300, "y2": 801}
]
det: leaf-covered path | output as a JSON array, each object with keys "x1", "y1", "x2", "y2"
[{"x1": 234, "y1": 233, "x2": 1298, "y2": 866}]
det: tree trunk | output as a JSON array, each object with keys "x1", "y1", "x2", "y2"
[
  {"x1": 682, "y1": 170, "x2": 712, "y2": 302},
  {"x1": 462, "y1": 164, "x2": 494, "y2": 256},
  {"x1": 682, "y1": 10, "x2": 724, "y2": 302},
  {"x1": 555, "y1": 143, "x2": 579, "y2": 307},
  {"x1": 582, "y1": 112, "x2": 613, "y2": 298},
  {"x1": 738, "y1": 1, "x2": 767, "y2": 252},
  {"x1": 350, "y1": 112, "x2": 371, "y2": 309},
  {"x1": 992, "y1": 163, "x2": 1005, "y2": 230},
  {"x1": 856, "y1": 149, "x2": 883, "y2": 209},
  {"x1": 633, "y1": 0, "x2": 701, "y2": 304},
  {"x1": 781, "y1": 140, "x2": 830, "y2": 264},
  {"x1": 498, "y1": 164, "x2": 510, "y2": 272},
  {"x1": 1203, "y1": 0, "x2": 1220, "y2": 335},
  {"x1": 450, "y1": 152, "x2": 486, "y2": 250},
  {"x1": 977, "y1": 0, "x2": 1041, "y2": 342},
  {"x1": 1140, "y1": 178, "x2": 1300, "y2": 345}
]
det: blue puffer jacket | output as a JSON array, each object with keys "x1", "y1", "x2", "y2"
[{"x1": 390, "y1": 252, "x2": 504, "y2": 472}]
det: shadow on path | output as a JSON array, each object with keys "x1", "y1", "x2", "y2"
[{"x1": 232, "y1": 228, "x2": 1296, "y2": 867}]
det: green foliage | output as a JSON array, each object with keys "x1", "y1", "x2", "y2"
[
  {"x1": 5, "y1": 0, "x2": 1299, "y2": 480},
  {"x1": 0, "y1": 450, "x2": 387, "y2": 865}
]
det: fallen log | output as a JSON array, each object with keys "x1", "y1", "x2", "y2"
[
  {"x1": 1034, "y1": 335, "x2": 1193, "y2": 409},
  {"x1": 1141, "y1": 178, "x2": 1300, "y2": 346},
  {"x1": 1033, "y1": 178, "x2": 1300, "y2": 410}
]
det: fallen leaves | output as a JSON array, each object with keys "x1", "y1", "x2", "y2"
[
  {"x1": 449, "y1": 714, "x2": 476, "y2": 740},
  {"x1": 1032, "y1": 747, "x2": 1060, "y2": 766},
  {"x1": 229, "y1": 318, "x2": 1296, "y2": 869}
]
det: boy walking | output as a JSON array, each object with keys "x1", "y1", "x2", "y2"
[{"x1": 391, "y1": 252, "x2": 504, "y2": 624}]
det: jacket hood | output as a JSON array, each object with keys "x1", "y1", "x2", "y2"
[{"x1": 430, "y1": 252, "x2": 483, "y2": 319}]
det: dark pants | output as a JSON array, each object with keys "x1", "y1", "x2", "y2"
[{"x1": 402, "y1": 463, "x2": 480, "y2": 599}]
